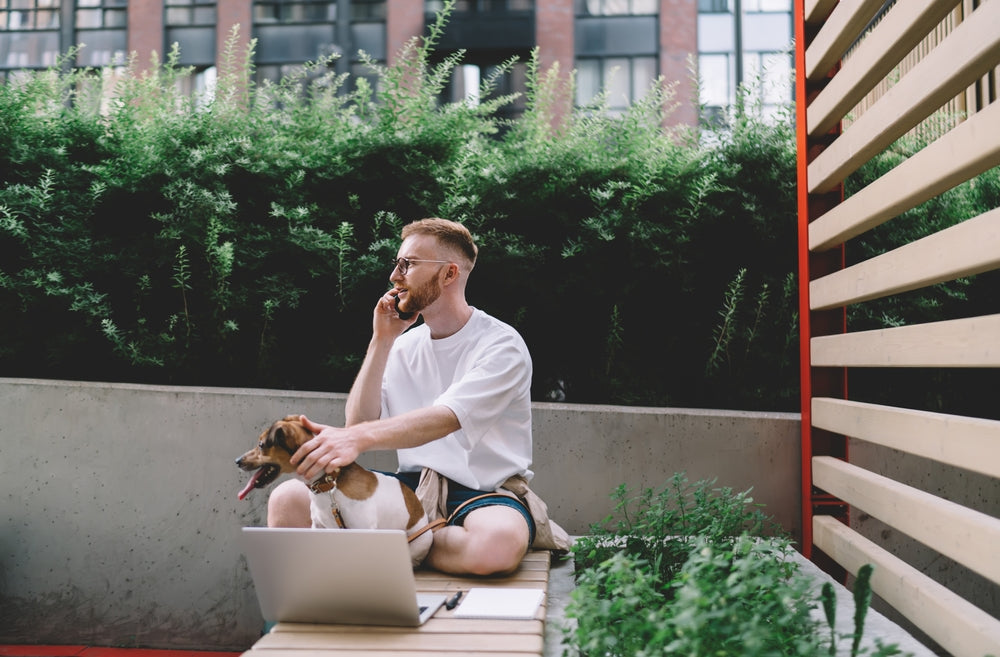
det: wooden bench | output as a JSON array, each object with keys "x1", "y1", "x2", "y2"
[{"x1": 243, "y1": 550, "x2": 552, "y2": 657}]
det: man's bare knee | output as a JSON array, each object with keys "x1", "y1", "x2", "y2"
[
  {"x1": 461, "y1": 507, "x2": 531, "y2": 576},
  {"x1": 267, "y1": 479, "x2": 311, "y2": 528}
]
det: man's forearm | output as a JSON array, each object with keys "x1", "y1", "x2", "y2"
[
  {"x1": 345, "y1": 336, "x2": 395, "y2": 426},
  {"x1": 352, "y1": 405, "x2": 461, "y2": 453}
]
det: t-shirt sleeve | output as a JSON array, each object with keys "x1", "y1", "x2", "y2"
[{"x1": 433, "y1": 334, "x2": 531, "y2": 450}]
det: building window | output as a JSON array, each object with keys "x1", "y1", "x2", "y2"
[
  {"x1": 75, "y1": 0, "x2": 127, "y2": 67},
  {"x1": 165, "y1": 0, "x2": 216, "y2": 27},
  {"x1": 697, "y1": 0, "x2": 792, "y2": 121},
  {"x1": 443, "y1": 61, "x2": 528, "y2": 120},
  {"x1": 351, "y1": 0, "x2": 385, "y2": 20},
  {"x1": 1, "y1": 0, "x2": 60, "y2": 29},
  {"x1": 744, "y1": 0, "x2": 789, "y2": 11},
  {"x1": 253, "y1": 0, "x2": 336, "y2": 23},
  {"x1": 0, "y1": 0, "x2": 61, "y2": 73},
  {"x1": 426, "y1": 0, "x2": 533, "y2": 13},
  {"x1": 253, "y1": 0, "x2": 385, "y2": 93},
  {"x1": 75, "y1": 0, "x2": 125, "y2": 29},
  {"x1": 700, "y1": 0, "x2": 789, "y2": 10},
  {"x1": 698, "y1": 0, "x2": 729, "y2": 11},
  {"x1": 576, "y1": 0, "x2": 655, "y2": 16},
  {"x1": 576, "y1": 55, "x2": 657, "y2": 112},
  {"x1": 1, "y1": 0, "x2": 130, "y2": 74}
]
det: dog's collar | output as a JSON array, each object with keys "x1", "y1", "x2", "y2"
[
  {"x1": 307, "y1": 473, "x2": 346, "y2": 529},
  {"x1": 307, "y1": 473, "x2": 338, "y2": 494}
]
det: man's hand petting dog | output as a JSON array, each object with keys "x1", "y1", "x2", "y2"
[
  {"x1": 289, "y1": 416, "x2": 361, "y2": 483},
  {"x1": 235, "y1": 415, "x2": 434, "y2": 567}
]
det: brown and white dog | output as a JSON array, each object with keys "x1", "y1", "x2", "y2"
[{"x1": 236, "y1": 415, "x2": 434, "y2": 567}]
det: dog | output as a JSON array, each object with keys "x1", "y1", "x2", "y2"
[{"x1": 236, "y1": 415, "x2": 434, "y2": 567}]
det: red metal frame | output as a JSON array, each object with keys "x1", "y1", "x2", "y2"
[{"x1": 794, "y1": 0, "x2": 849, "y2": 569}]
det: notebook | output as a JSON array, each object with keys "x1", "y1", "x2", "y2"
[
  {"x1": 241, "y1": 527, "x2": 446, "y2": 627},
  {"x1": 452, "y1": 587, "x2": 545, "y2": 619}
]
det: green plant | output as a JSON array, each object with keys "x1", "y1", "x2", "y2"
[
  {"x1": 818, "y1": 565, "x2": 906, "y2": 657},
  {"x1": 564, "y1": 476, "x2": 910, "y2": 657},
  {"x1": 5, "y1": 4, "x2": 990, "y2": 415},
  {"x1": 572, "y1": 473, "x2": 777, "y2": 587}
]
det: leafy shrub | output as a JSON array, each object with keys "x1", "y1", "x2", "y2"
[
  {"x1": 0, "y1": 19, "x2": 802, "y2": 409},
  {"x1": 563, "y1": 475, "x2": 909, "y2": 657},
  {"x1": 572, "y1": 473, "x2": 777, "y2": 585},
  {"x1": 2, "y1": 8, "x2": 993, "y2": 414}
]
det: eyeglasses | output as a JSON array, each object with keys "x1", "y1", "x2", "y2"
[{"x1": 391, "y1": 257, "x2": 451, "y2": 275}]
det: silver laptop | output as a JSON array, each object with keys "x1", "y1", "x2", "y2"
[{"x1": 241, "y1": 527, "x2": 446, "y2": 626}]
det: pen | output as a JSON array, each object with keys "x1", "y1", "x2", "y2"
[{"x1": 445, "y1": 590, "x2": 463, "y2": 610}]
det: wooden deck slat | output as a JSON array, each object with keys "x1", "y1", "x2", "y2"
[
  {"x1": 244, "y1": 652, "x2": 536, "y2": 657},
  {"x1": 250, "y1": 631, "x2": 543, "y2": 652},
  {"x1": 269, "y1": 619, "x2": 546, "y2": 634},
  {"x1": 415, "y1": 571, "x2": 550, "y2": 585},
  {"x1": 245, "y1": 551, "x2": 552, "y2": 657}
]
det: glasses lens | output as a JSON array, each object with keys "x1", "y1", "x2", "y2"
[{"x1": 393, "y1": 257, "x2": 409, "y2": 274}]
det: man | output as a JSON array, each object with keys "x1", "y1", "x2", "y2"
[{"x1": 267, "y1": 218, "x2": 543, "y2": 576}]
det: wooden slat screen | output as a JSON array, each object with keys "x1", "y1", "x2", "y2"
[{"x1": 795, "y1": 0, "x2": 1000, "y2": 655}]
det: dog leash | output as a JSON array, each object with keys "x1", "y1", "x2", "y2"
[
  {"x1": 404, "y1": 493, "x2": 508, "y2": 543},
  {"x1": 307, "y1": 473, "x2": 428, "y2": 540},
  {"x1": 305, "y1": 477, "x2": 506, "y2": 544}
]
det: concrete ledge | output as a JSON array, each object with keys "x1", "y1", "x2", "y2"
[{"x1": 0, "y1": 378, "x2": 799, "y2": 649}]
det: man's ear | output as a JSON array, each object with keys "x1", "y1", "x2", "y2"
[{"x1": 443, "y1": 262, "x2": 460, "y2": 283}]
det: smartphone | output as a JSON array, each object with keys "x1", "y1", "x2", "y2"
[{"x1": 394, "y1": 295, "x2": 415, "y2": 320}]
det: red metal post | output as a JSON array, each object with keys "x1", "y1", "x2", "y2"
[{"x1": 794, "y1": 0, "x2": 848, "y2": 570}]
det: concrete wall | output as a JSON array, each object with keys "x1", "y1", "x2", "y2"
[{"x1": 0, "y1": 378, "x2": 800, "y2": 650}]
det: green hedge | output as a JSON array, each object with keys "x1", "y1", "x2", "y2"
[
  {"x1": 0, "y1": 26, "x2": 800, "y2": 410},
  {"x1": 2, "y1": 17, "x2": 993, "y2": 413}
]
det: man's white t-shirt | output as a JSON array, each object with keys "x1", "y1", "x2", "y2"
[{"x1": 381, "y1": 308, "x2": 533, "y2": 491}]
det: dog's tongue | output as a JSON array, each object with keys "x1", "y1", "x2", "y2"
[{"x1": 238, "y1": 469, "x2": 265, "y2": 501}]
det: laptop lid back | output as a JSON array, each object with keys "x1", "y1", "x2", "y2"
[{"x1": 241, "y1": 527, "x2": 440, "y2": 626}]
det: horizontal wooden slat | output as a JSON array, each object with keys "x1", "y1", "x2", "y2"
[
  {"x1": 811, "y1": 314, "x2": 1000, "y2": 367},
  {"x1": 811, "y1": 398, "x2": 1000, "y2": 479},
  {"x1": 809, "y1": 101, "x2": 1000, "y2": 251},
  {"x1": 805, "y1": 0, "x2": 883, "y2": 80},
  {"x1": 814, "y1": 515, "x2": 1000, "y2": 657},
  {"x1": 809, "y1": 207, "x2": 1000, "y2": 309},
  {"x1": 812, "y1": 456, "x2": 1000, "y2": 586},
  {"x1": 804, "y1": 0, "x2": 838, "y2": 25},
  {"x1": 806, "y1": 0, "x2": 958, "y2": 137},
  {"x1": 807, "y1": 0, "x2": 1000, "y2": 193}
]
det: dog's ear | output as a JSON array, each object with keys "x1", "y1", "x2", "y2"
[{"x1": 271, "y1": 425, "x2": 298, "y2": 456}]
